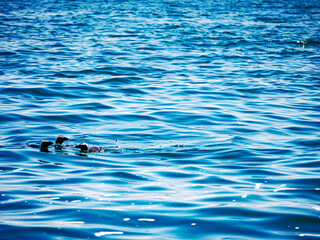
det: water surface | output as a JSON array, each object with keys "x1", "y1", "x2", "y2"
[{"x1": 0, "y1": 0, "x2": 320, "y2": 239}]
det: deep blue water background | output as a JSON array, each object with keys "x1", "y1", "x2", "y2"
[{"x1": 1, "y1": 0, "x2": 320, "y2": 239}]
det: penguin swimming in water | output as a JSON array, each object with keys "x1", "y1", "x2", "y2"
[
  {"x1": 27, "y1": 140, "x2": 53, "y2": 151},
  {"x1": 40, "y1": 140, "x2": 54, "y2": 152},
  {"x1": 55, "y1": 135, "x2": 69, "y2": 150},
  {"x1": 75, "y1": 142, "x2": 104, "y2": 153},
  {"x1": 27, "y1": 136, "x2": 67, "y2": 151}
]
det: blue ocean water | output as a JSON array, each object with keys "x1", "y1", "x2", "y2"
[{"x1": 1, "y1": 0, "x2": 320, "y2": 239}]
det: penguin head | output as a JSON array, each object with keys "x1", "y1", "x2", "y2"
[
  {"x1": 40, "y1": 140, "x2": 54, "y2": 151},
  {"x1": 75, "y1": 142, "x2": 89, "y2": 152},
  {"x1": 55, "y1": 135, "x2": 69, "y2": 144}
]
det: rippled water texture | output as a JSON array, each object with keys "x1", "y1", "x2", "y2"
[{"x1": 1, "y1": 0, "x2": 320, "y2": 239}]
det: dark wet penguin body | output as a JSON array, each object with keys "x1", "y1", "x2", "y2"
[
  {"x1": 55, "y1": 135, "x2": 69, "y2": 150},
  {"x1": 75, "y1": 142, "x2": 104, "y2": 153},
  {"x1": 27, "y1": 143, "x2": 40, "y2": 148}
]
